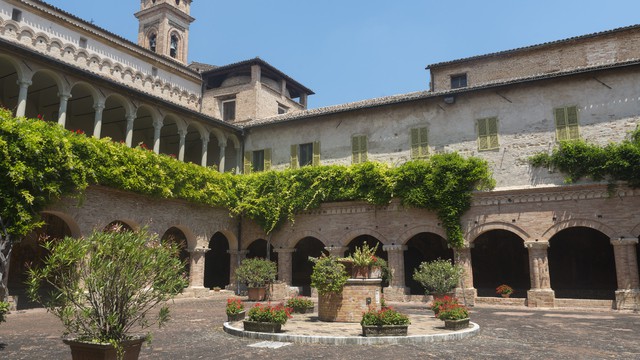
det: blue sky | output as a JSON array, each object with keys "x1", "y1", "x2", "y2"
[{"x1": 44, "y1": 0, "x2": 640, "y2": 109}]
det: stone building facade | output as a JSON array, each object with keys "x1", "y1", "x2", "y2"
[{"x1": 1, "y1": 0, "x2": 639, "y2": 310}]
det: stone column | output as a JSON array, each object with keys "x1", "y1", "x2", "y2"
[
  {"x1": 382, "y1": 244, "x2": 408, "y2": 301},
  {"x1": 15, "y1": 79, "x2": 31, "y2": 117},
  {"x1": 525, "y1": 241, "x2": 555, "y2": 308},
  {"x1": 152, "y1": 118, "x2": 163, "y2": 154},
  {"x1": 324, "y1": 246, "x2": 348, "y2": 258},
  {"x1": 92, "y1": 102, "x2": 105, "y2": 138},
  {"x1": 453, "y1": 245, "x2": 477, "y2": 305},
  {"x1": 57, "y1": 92, "x2": 72, "y2": 128},
  {"x1": 187, "y1": 247, "x2": 209, "y2": 289},
  {"x1": 611, "y1": 238, "x2": 640, "y2": 310},
  {"x1": 177, "y1": 127, "x2": 187, "y2": 161},
  {"x1": 274, "y1": 248, "x2": 296, "y2": 285},
  {"x1": 200, "y1": 133, "x2": 210, "y2": 167},
  {"x1": 235, "y1": 146, "x2": 242, "y2": 174},
  {"x1": 125, "y1": 114, "x2": 135, "y2": 147},
  {"x1": 218, "y1": 141, "x2": 227, "y2": 172},
  {"x1": 227, "y1": 249, "x2": 248, "y2": 287}
]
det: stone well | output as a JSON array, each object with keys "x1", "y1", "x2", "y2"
[{"x1": 318, "y1": 279, "x2": 382, "y2": 322}]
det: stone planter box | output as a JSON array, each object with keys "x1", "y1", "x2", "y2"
[
  {"x1": 227, "y1": 310, "x2": 246, "y2": 322},
  {"x1": 63, "y1": 335, "x2": 146, "y2": 360},
  {"x1": 243, "y1": 320, "x2": 282, "y2": 333},
  {"x1": 444, "y1": 318, "x2": 470, "y2": 330},
  {"x1": 362, "y1": 324, "x2": 408, "y2": 337}
]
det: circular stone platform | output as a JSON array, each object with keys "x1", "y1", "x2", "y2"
[{"x1": 223, "y1": 312, "x2": 479, "y2": 345}]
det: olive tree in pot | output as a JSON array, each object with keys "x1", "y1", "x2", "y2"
[
  {"x1": 412, "y1": 258, "x2": 462, "y2": 297},
  {"x1": 26, "y1": 228, "x2": 188, "y2": 360},
  {"x1": 235, "y1": 258, "x2": 277, "y2": 301}
]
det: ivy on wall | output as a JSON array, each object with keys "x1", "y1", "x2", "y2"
[
  {"x1": 530, "y1": 126, "x2": 640, "y2": 188},
  {"x1": 0, "y1": 109, "x2": 495, "y2": 248}
]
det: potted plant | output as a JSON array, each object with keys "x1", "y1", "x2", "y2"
[
  {"x1": 360, "y1": 306, "x2": 411, "y2": 336},
  {"x1": 243, "y1": 302, "x2": 292, "y2": 333},
  {"x1": 226, "y1": 298, "x2": 245, "y2": 322},
  {"x1": 309, "y1": 255, "x2": 349, "y2": 321},
  {"x1": 26, "y1": 229, "x2": 188, "y2": 360},
  {"x1": 412, "y1": 258, "x2": 462, "y2": 296},
  {"x1": 496, "y1": 284, "x2": 514, "y2": 298},
  {"x1": 430, "y1": 295, "x2": 458, "y2": 317},
  {"x1": 349, "y1": 243, "x2": 378, "y2": 278},
  {"x1": 235, "y1": 258, "x2": 277, "y2": 301},
  {"x1": 285, "y1": 296, "x2": 314, "y2": 314},
  {"x1": 436, "y1": 302, "x2": 470, "y2": 331}
]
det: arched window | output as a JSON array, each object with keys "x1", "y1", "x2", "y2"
[
  {"x1": 149, "y1": 33, "x2": 157, "y2": 52},
  {"x1": 170, "y1": 34, "x2": 179, "y2": 58}
]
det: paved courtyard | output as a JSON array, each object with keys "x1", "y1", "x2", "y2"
[{"x1": 0, "y1": 294, "x2": 639, "y2": 359}]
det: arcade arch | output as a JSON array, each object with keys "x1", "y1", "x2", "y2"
[
  {"x1": 204, "y1": 232, "x2": 231, "y2": 289},
  {"x1": 403, "y1": 232, "x2": 452, "y2": 295},
  {"x1": 292, "y1": 237, "x2": 325, "y2": 296}
]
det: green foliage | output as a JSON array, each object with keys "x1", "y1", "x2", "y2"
[
  {"x1": 247, "y1": 303, "x2": 291, "y2": 325},
  {"x1": 360, "y1": 306, "x2": 410, "y2": 326},
  {"x1": 26, "y1": 228, "x2": 188, "y2": 344},
  {"x1": 529, "y1": 127, "x2": 640, "y2": 187},
  {"x1": 309, "y1": 255, "x2": 349, "y2": 295},
  {"x1": 234, "y1": 258, "x2": 277, "y2": 288},
  {"x1": 0, "y1": 300, "x2": 9, "y2": 323},
  {"x1": 226, "y1": 298, "x2": 244, "y2": 315},
  {"x1": 285, "y1": 296, "x2": 314, "y2": 312},
  {"x1": 436, "y1": 303, "x2": 469, "y2": 321},
  {"x1": 412, "y1": 259, "x2": 462, "y2": 295},
  {"x1": 349, "y1": 242, "x2": 378, "y2": 266}
]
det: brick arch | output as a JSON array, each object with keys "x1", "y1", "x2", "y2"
[
  {"x1": 0, "y1": 53, "x2": 29, "y2": 82},
  {"x1": 281, "y1": 230, "x2": 326, "y2": 249},
  {"x1": 161, "y1": 225, "x2": 197, "y2": 250},
  {"x1": 40, "y1": 211, "x2": 82, "y2": 238},
  {"x1": 338, "y1": 228, "x2": 389, "y2": 247},
  {"x1": 396, "y1": 225, "x2": 447, "y2": 245},
  {"x1": 213, "y1": 228, "x2": 238, "y2": 251},
  {"x1": 541, "y1": 218, "x2": 619, "y2": 242},
  {"x1": 466, "y1": 222, "x2": 531, "y2": 244}
]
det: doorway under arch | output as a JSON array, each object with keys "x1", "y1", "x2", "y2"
[
  {"x1": 246, "y1": 239, "x2": 278, "y2": 263},
  {"x1": 292, "y1": 237, "x2": 325, "y2": 296},
  {"x1": 161, "y1": 227, "x2": 190, "y2": 282},
  {"x1": 204, "y1": 232, "x2": 230, "y2": 289},
  {"x1": 404, "y1": 233, "x2": 453, "y2": 295}
]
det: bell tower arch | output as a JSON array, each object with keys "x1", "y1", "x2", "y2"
[{"x1": 135, "y1": 0, "x2": 194, "y2": 64}]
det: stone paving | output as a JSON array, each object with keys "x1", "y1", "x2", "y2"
[{"x1": 1, "y1": 292, "x2": 639, "y2": 359}]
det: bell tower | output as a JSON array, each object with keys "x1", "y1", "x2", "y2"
[{"x1": 135, "y1": 0, "x2": 195, "y2": 64}]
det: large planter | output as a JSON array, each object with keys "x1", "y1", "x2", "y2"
[
  {"x1": 351, "y1": 265, "x2": 369, "y2": 279},
  {"x1": 368, "y1": 266, "x2": 382, "y2": 279},
  {"x1": 444, "y1": 318, "x2": 470, "y2": 331},
  {"x1": 227, "y1": 310, "x2": 246, "y2": 322},
  {"x1": 243, "y1": 321, "x2": 282, "y2": 333},
  {"x1": 362, "y1": 324, "x2": 408, "y2": 337},
  {"x1": 247, "y1": 287, "x2": 266, "y2": 301},
  {"x1": 63, "y1": 336, "x2": 146, "y2": 360}
]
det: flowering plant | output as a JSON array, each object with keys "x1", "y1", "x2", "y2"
[
  {"x1": 436, "y1": 303, "x2": 469, "y2": 321},
  {"x1": 350, "y1": 243, "x2": 379, "y2": 266},
  {"x1": 285, "y1": 296, "x2": 314, "y2": 312},
  {"x1": 226, "y1": 298, "x2": 244, "y2": 315},
  {"x1": 247, "y1": 303, "x2": 292, "y2": 325},
  {"x1": 496, "y1": 284, "x2": 513, "y2": 295},
  {"x1": 430, "y1": 295, "x2": 458, "y2": 314},
  {"x1": 360, "y1": 306, "x2": 410, "y2": 326}
]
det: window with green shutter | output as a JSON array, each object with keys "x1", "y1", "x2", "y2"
[
  {"x1": 352, "y1": 135, "x2": 368, "y2": 164},
  {"x1": 246, "y1": 148, "x2": 271, "y2": 173},
  {"x1": 291, "y1": 142, "x2": 320, "y2": 168},
  {"x1": 411, "y1": 127, "x2": 429, "y2": 159},
  {"x1": 290, "y1": 144, "x2": 298, "y2": 169},
  {"x1": 477, "y1": 117, "x2": 499, "y2": 151},
  {"x1": 554, "y1": 106, "x2": 579, "y2": 141}
]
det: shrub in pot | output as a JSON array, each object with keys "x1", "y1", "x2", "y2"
[
  {"x1": 26, "y1": 228, "x2": 188, "y2": 359},
  {"x1": 285, "y1": 296, "x2": 314, "y2": 313},
  {"x1": 309, "y1": 255, "x2": 348, "y2": 295},
  {"x1": 412, "y1": 258, "x2": 462, "y2": 295},
  {"x1": 243, "y1": 302, "x2": 292, "y2": 333},
  {"x1": 235, "y1": 258, "x2": 277, "y2": 301},
  {"x1": 360, "y1": 306, "x2": 410, "y2": 336},
  {"x1": 226, "y1": 298, "x2": 245, "y2": 322}
]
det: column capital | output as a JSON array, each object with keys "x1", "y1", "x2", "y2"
[
  {"x1": 93, "y1": 103, "x2": 105, "y2": 111},
  {"x1": 324, "y1": 246, "x2": 348, "y2": 252},
  {"x1": 126, "y1": 114, "x2": 136, "y2": 121},
  {"x1": 178, "y1": 127, "x2": 188, "y2": 137},
  {"x1": 57, "y1": 92, "x2": 72, "y2": 100},
  {"x1": 17, "y1": 79, "x2": 32, "y2": 87},
  {"x1": 153, "y1": 118, "x2": 164, "y2": 129},
  {"x1": 201, "y1": 132, "x2": 210, "y2": 143},
  {"x1": 611, "y1": 237, "x2": 639, "y2": 246},
  {"x1": 188, "y1": 247, "x2": 210, "y2": 254},
  {"x1": 382, "y1": 244, "x2": 408, "y2": 252},
  {"x1": 525, "y1": 241, "x2": 550, "y2": 249},
  {"x1": 219, "y1": 141, "x2": 227, "y2": 149},
  {"x1": 273, "y1": 248, "x2": 296, "y2": 254}
]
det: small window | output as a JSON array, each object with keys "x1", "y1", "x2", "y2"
[
  {"x1": 278, "y1": 104, "x2": 288, "y2": 115},
  {"x1": 79, "y1": 37, "x2": 87, "y2": 49},
  {"x1": 149, "y1": 33, "x2": 157, "y2": 52},
  {"x1": 290, "y1": 142, "x2": 320, "y2": 169},
  {"x1": 554, "y1": 106, "x2": 579, "y2": 141},
  {"x1": 477, "y1": 117, "x2": 499, "y2": 151},
  {"x1": 410, "y1": 127, "x2": 429, "y2": 159},
  {"x1": 252, "y1": 150, "x2": 265, "y2": 172},
  {"x1": 298, "y1": 143, "x2": 313, "y2": 167},
  {"x1": 351, "y1": 135, "x2": 368, "y2": 164},
  {"x1": 222, "y1": 99, "x2": 236, "y2": 121},
  {"x1": 152, "y1": 67, "x2": 158, "y2": 77},
  {"x1": 11, "y1": 9, "x2": 22, "y2": 22},
  {"x1": 451, "y1": 74, "x2": 467, "y2": 89}
]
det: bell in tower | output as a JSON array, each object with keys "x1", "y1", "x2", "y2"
[{"x1": 135, "y1": 0, "x2": 195, "y2": 64}]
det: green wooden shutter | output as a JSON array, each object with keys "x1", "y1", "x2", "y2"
[
  {"x1": 488, "y1": 118, "x2": 499, "y2": 149},
  {"x1": 478, "y1": 118, "x2": 489, "y2": 150},
  {"x1": 411, "y1": 128, "x2": 428, "y2": 159},
  {"x1": 290, "y1": 144, "x2": 298, "y2": 169},
  {"x1": 566, "y1": 106, "x2": 579, "y2": 139},
  {"x1": 361, "y1": 135, "x2": 368, "y2": 162},
  {"x1": 264, "y1": 148, "x2": 272, "y2": 171},
  {"x1": 410, "y1": 128, "x2": 420, "y2": 159},
  {"x1": 554, "y1": 107, "x2": 568, "y2": 141},
  {"x1": 312, "y1": 141, "x2": 320, "y2": 166},
  {"x1": 243, "y1": 151, "x2": 252, "y2": 174},
  {"x1": 352, "y1": 136, "x2": 359, "y2": 164}
]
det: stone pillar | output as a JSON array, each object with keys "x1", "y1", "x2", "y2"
[
  {"x1": 324, "y1": 245, "x2": 348, "y2": 258},
  {"x1": 152, "y1": 118, "x2": 163, "y2": 153},
  {"x1": 125, "y1": 114, "x2": 135, "y2": 147},
  {"x1": 15, "y1": 79, "x2": 31, "y2": 117},
  {"x1": 177, "y1": 127, "x2": 187, "y2": 161},
  {"x1": 274, "y1": 248, "x2": 296, "y2": 285},
  {"x1": 57, "y1": 92, "x2": 72, "y2": 128},
  {"x1": 187, "y1": 247, "x2": 209, "y2": 289},
  {"x1": 227, "y1": 249, "x2": 248, "y2": 287},
  {"x1": 92, "y1": 102, "x2": 105, "y2": 138},
  {"x1": 251, "y1": 64, "x2": 261, "y2": 83},
  {"x1": 300, "y1": 93, "x2": 308, "y2": 109},
  {"x1": 200, "y1": 133, "x2": 210, "y2": 167},
  {"x1": 525, "y1": 241, "x2": 555, "y2": 308},
  {"x1": 218, "y1": 141, "x2": 227, "y2": 172},
  {"x1": 236, "y1": 146, "x2": 242, "y2": 174},
  {"x1": 611, "y1": 238, "x2": 640, "y2": 310},
  {"x1": 453, "y1": 245, "x2": 477, "y2": 305},
  {"x1": 382, "y1": 244, "x2": 408, "y2": 302}
]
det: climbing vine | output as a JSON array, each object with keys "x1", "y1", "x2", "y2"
[
  {"x1": 0, "y1": 109, "x2": 495, "y2": 249},
  {"x1": 530, "y1": 126, "x2": 640, "y2": 187}
]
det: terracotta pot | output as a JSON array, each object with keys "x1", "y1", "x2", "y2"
[
  {"x1": 501, "y1": 293, "x2": 510, "y2": 298},
  {"x1": 63, "y1": 336, "x2": 146, "y2": 360},
  {"x1": 243, "y1": 321, "x2": 282, "y2": 333},
  {"x1": 227, "y1": 310, "x2": 246, "y2": 322},
  {"x1": 368, "y1": 266, "x2": 382, "y2": 279},
  {"x1": 247, "y1": 287, "x2": 266, "y2": 301},
  {"x1": 444, "y1": 318, "x2": 470, "y2": 331},
  {"x1": 351, "y1": 265, "x2": 369, "y2": 279},
  {"x1": 362, "y1": 324, "x2": 408, "y2": 337}
]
